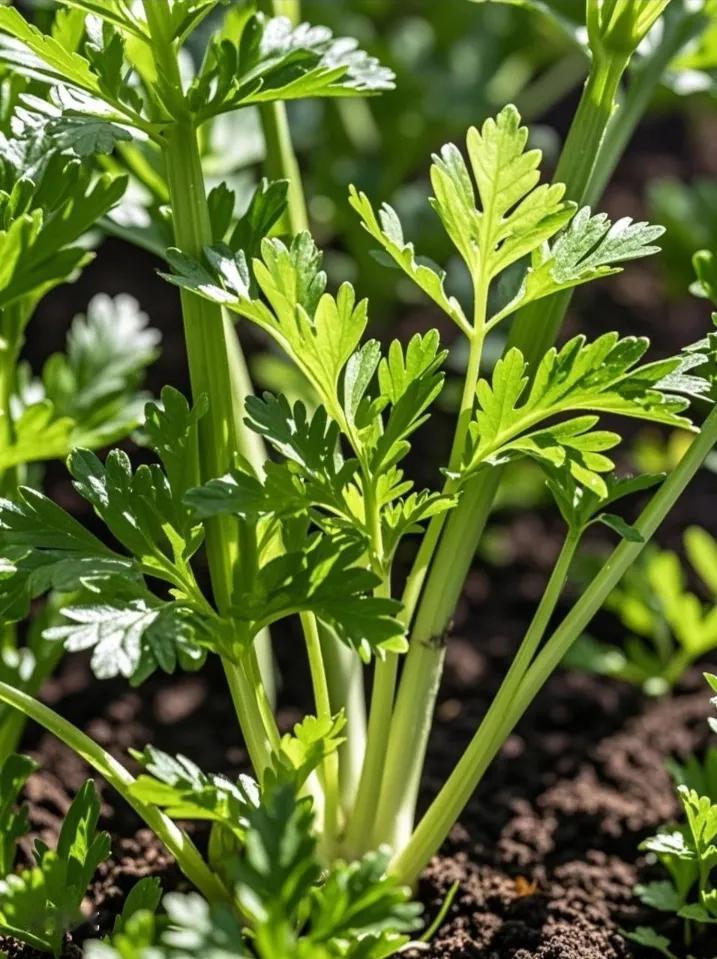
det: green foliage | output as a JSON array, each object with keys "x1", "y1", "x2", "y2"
[
  {"x1": 0, "y1": 753, "x2": 36, "y2": 876},
  {"x1": 351, "y1": 107, "x2": 664, "y2": 336},
  {"x1": 186, "y1": 12, "x2": 396, "y2": 122},
  {"x1": 0, "y1": 148, "x2": 126, "y2": 313},
  {"x1": 567, "y1": 526, "x2": 717, "y2": 694},
  {"x1": 87, "y1": 779, "x2": 420, "y2": 959},
  {"x1": 0, "y1": 778, "x2": 110, "y2": 955},
  {"x1": 461, "y1": 332, "x2": 702, "y2": 498},
  {"x1": 129, "y1": 745, "x2": 259, "y2": 840},
  {"x1": 627, "y1": 676, "x2": 717, "y2": 951},
  {"x1": 4, "y1": 294, "x2": 159, "y2": 472},
  {"x1": 0, "y1": 391, "x2": 223, "y2": 685},
  {"x1": 0, "y1": 4, "x2": 395, "y2": 140}
]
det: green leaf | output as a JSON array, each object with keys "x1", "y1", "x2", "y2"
[
  {"x1": 372, "y1": 331, "x2": 447, "y2": 472},
  {"x1": 382, "y1": 490, "x2": 458, "y2": 559},
  {"x1": 430, "y1": 105, "x2": 573, "y2": 281},
  {"x1": 685, "y1": 525, "x2": 717, "y2": 597},
  {"x1": 635, "y1": 880, "x2": 686, "y2": 913},
  {"x1": 129, "y1": 746, "x2": 258, "y2": 839},
  {"x1": 39, "y1": 293, "x2": 159, "y2": 452},
  {"x1": 68, "y1": 448, "x2": 203, "y2": 582},
  {"x1": 43, "y1": 600, "x2": 207, "y2": 685},
  {"x1": 0, "y1": 7, "x2": 103, "y2": 96},
  {"x1": 545, "y1": 467, "x2": 662, "y2": 534},
  {"x1": 55, "y1": 1, "x2": 148, "y2": 41},
  {"x1": 0, "y1": 753, "x2": 37, "y2": 876},
  {"x1": 348, "y1": 186, "x2": 470, "y2": 335},
  {"x1": 187, "y1": 13, "x2": 395, "y2": 122},
  {"x1": 596, "y1": 512, "x2": 644, "y2": 542},
  {"x1": 0, "y1": 151, "x2": 127, "y2": 310},
  {"x1": 0, "y1": 779, "x2": 110, "y2": 955},
  {"x1": 679, "y1": 785, "x2": 717, "y2": 858},
  {"x1": 226, "y1": 177, "x2": 289, "y2": 263},
  {"x1": 491, "y1": 206, "x2": 665, "y2": 325},
  {"x1": 109, "y1": 877, "x2": 163, "y2": 938},
  {"x1": 0, "y1": 401, "x2": 75, "y2": 472},
  {"x1": 623, "y1": 926, "x2": 676, "y2": 959},
  {"x1": 0, "y1": 486, "x2": 134, "y2": 622},
  {"x1": 234, "y1": 533, "x2": 405, "y2": 660},
  {"x1": 308, "y1": 848, "x2": 421, "y2": 953},
  {"x1": 167, "y1": 234, "x2": 369, "y2": 427},
  {"x1": 274, "y1": 712, "x2": 346, "y2": 790},
  {"x1": 88, "y1": 780, "x2": 421, "y2": 958},
  {"x1": 142, "y1": 387, "x2": 207, "y2": 508},
  {"x1": 463, "y1": 333, "x2": 704, "y2": 496}
]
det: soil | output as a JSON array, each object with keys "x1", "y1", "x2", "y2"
[{"x1": 8, "y1": 67, "x2": 717, "y2": 959}]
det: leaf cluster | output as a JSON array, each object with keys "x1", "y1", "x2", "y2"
[
  {"x1": 624, "y1": 676, "x2": 717, "y2": 954},
  {"x1": 0, "y1": 769, "x2": 110, "y2": 955},
  {"x1": 0, "y1": 4, "x2": 395, "y2": 147},
  {"x1": 87, "y1": 773, "x2": 420, "y2": 959},
  {"x1": 0, "y1": 388, "x2": 214, "y2": 685},
  {"x1": 351, "y1": 106, "x2": 664, "y2": 338},
  {"x1": 567, "y1": 526, "x2": 717, "y2": 695}
]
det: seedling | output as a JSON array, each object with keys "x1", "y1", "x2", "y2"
[
  {"x1": 0, "y1": 1, "x2": 715, "y2": 954},
  {"x1": 625, "y1": 674, "x2": 717, "y2": 955},
  {"x1": 0, "y1": 753, "x2": 110, "y2": 955},
  {"x1": 567, "y1": 526, "x2": 717, "y2": 695}
]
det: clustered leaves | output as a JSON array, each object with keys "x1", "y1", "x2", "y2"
[
  {"x1": 626, "y1": 675, "x2": 717, "y2": 957},
  {"x1": 0, "y1": 759, "x2": 111, "y2": 955},
  {"x1": 86, "y1": 775, "x2": 420, "y2": 959},
  {"x1": 569, "y1": 526, "x2": 717, "y2": 695}
]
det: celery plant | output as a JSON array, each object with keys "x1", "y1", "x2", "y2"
[{"x1": 0, "y1": 0, "x2": 716, "y2": 952}]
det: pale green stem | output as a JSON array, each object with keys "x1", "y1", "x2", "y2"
[
  {"x1": 343, "y1": 578, "x2": 395, "y2": 856},
  {"x1": 319, "y1": 622, "x2": 367, "y2": 816},
  {"x1": 142, "y1": 0, "x2": 279, "y2": 775},
  {"x1": 371, "y1": 45, "x2": 639, "y2": 853},
  {"x1": 301, "y1": 611, "x2": 340, "y2": 851},
  {"x1": 392, "y1": 405, "x2": 717, "y2": 884},
  {"x1": 585, "y1": 1, "x2": 709, "y2": 206},
  {"x1": 367, "y1": 290, "x2": 487, "y2": 854},
  {"x1": 0, "y1": 681, "x2": 229, "y2": 905}
]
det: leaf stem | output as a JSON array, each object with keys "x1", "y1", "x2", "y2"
[
  {"x1": 343, "y1": 577, "x2": 395, "y2": 856},
  {"x1": 319, "y1": 623, "x2": 367, "y2": 817},
  {"x1": 0, "y1": 681, "x2": 229, "y2": 905},
  {"x1": 392, "y1": 404, "x2": 717, "y2": 884},
  {"x1": 370, "y1": 41, "x2": 645, "y2": 854}
]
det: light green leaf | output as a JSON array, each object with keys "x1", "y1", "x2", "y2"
[
  {"x1": 464, "y1": 333, "x2": 703, "y2": 495},
  {"x1": 129, "y1": 746, "x2": 258, "y2": 837},
  {"x1": 275, "y1": 713, "x2": 346, "y2": 790},
  {"x1": 430, "y1": 105, "x2": 573, "y2": 281},
  {"x1": 0, "y1": 7, "x2": 102, "y2": 96},
  {"x1": 0, "y1": 779, "x2": 110, "y2": 955},
  {"x1": 0, "y1": 753, "x2": 37, "y2": 877},
  {"x1": 187, "y1": 13, "x2": 395, "y2": 122},
  {"x1": 491, "y1": 206, "x2": 665, "y2": 325},
  {"x1": 43, "y1": 600, "x2": 207, "y2": 685},
  {"x1": 348, "y1": 186, "x2": 470, "y2": 335}
]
